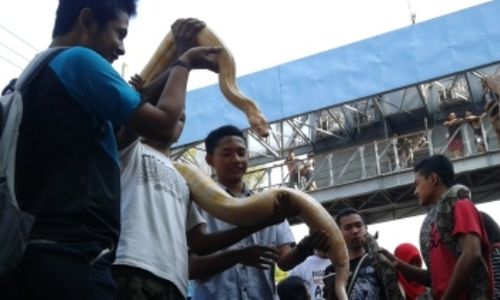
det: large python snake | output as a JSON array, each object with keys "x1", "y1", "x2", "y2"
[{"x1": 140, "y1": 25, "x2": 349, "y2": 300}]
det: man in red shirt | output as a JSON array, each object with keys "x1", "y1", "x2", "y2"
[{"x1": 383, "y1": 155, "x2": 490, "y2": 299}]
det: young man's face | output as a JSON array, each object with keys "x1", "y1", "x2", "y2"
[
  {"x1": 87, "y1": 10, "x2": 129, "y2": 63},
  {"x1": 339, "y1": 214, "x2": 366, "y2": 250},
  {"x1": 414, "y1": 172, "x2": 435, "y2": 206},
  {"x1": 207, "y1": 136, "x2": 248, "y2": 184}
]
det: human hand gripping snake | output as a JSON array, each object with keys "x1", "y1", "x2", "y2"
[{"x1": 140, "y1": 25, "x2": 349, "y2": 300}]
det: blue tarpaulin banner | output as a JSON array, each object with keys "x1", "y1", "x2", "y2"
[{"x1": 178, "y1": 1, "x2": 500, "y2": 146}]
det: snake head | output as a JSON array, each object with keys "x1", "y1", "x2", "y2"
[{"x1": 247, "y1": 112, "x2": 269, "y2": 138}]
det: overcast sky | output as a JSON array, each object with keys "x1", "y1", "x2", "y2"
[{"x1": 0, "y1": 0, "x2": 491, "y2": 89}]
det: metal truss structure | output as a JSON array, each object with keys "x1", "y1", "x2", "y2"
[{"x1": 171, "y1": 62, "x2": 500, "y2": 225}]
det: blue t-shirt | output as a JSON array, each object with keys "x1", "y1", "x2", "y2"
[{"x1": 15, "y1": 47, "x2": 141, "y2": 246}]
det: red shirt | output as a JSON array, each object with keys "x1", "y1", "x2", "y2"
[{"x1": 428, "y1": 200, "x2": 488, "y2": 299}]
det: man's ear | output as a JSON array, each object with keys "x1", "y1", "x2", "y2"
[
  {"x1": 77, "y1": 8, "x2": 95, "y2": 34},
  {"x1": 205, "y1": 154, "x2": 214, "y2": 167},
  {"x1": 430, "y1": 173, "x2": 440, "y2": 186}
]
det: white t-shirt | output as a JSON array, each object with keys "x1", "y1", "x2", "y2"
[
  {"x1": 290, "y1": 254, "x2": 331, "y2": 300},
  {"x1": 115, "y1": 140, "x2": 204, "y2": 297}
]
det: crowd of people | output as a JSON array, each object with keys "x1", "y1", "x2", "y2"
[
  {"x1": 282, "y1": 153, "x2": 500, "y2": 300},
  {"x1": 1, "y1": 1, "x2": 500, "y2": 300}
]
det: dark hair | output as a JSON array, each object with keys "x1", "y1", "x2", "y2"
[
  {"x1": 205, "y1": 125, "x2": 245, "y2": 155},
  {"x1": 52, "y1": 0, "x2": 138, "y2": 38},
  {"x1": 335, "y1": 208, "x2": 363, "y2": 226},
  {"x1": 1, "y1": 79, "x2": 17, "y2": 96},
  {"x1": 277, "y1": 276, "x2": 310, "y2": 300},
  {"x1": 414, "y1": 154, "x2": 454, "y2": 187}
]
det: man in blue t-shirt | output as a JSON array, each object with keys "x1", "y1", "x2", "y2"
[{"x1": 4, "y1": 1, "x2": 220, "y2": 299}]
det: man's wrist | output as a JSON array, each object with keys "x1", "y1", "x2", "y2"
[{"x1": 172, "y1": 59, "x2": 191, "y2": 70}]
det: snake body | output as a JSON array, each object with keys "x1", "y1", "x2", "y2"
[
  {"x1": 140, "y1": 29, "x2": 269, "y2": 138},
  {"x1": 174, "y1": 162, "x2": 349, "y2": 300},
  {"x1": 140, "y1": 25, "x2": 349, "y2": 300}
]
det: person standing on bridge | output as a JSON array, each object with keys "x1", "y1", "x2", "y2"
[
  {"x1": 443, "y1": 112, "x2": 464, "y2": 159},
  {"x1": 464, "y1": 109, "x2": 486, "y2": 153},
  {"x1": 286, "y1": 149, "x2": 302, "y2": 189},
  {"x1": 485, "y1": 76, "x2": 500, "y2": 145},
  {"x1": 382, "y1": 155, "x2": 491, "y2": 300}
]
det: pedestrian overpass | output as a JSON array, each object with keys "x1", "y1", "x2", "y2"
[{"x1": 172, "y1": 1, "x2": 500, "y2": 225}]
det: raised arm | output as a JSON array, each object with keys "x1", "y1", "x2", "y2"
[{"x1": 117, "y1": 19, "x2": 220, "y2": 149}]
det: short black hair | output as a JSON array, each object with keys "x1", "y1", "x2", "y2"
[
  {"x1": 277, "y1": 276, "x2": 310, "y2": 300},
  {"x1": 414, "y1": 154, "x2": 454, "y2": 187},
  {"x1": 335, "y1": 208, "x2": 363, "y2": 226},
  {"x1": 52, "y1": 0, "x2": 138, "y2": 38},
  {"x1": 205, "y1": 125, "x2": 245, "y2": 155}
]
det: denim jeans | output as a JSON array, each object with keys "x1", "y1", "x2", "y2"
[{"x1": 2, "y1": 241, "x2": 116, "y2": 300}]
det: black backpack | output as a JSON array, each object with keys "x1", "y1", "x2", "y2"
[{"x1": 482, "y1": 211, "x2": 500, "y2": 300}]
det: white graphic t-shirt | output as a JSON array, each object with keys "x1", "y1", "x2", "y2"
[
  {"x1": 115, "y1": 140, "x2": 204, "y2": 297},
  {"x1": 290, "y1": 254, "x2": 331, "y2": 300}
]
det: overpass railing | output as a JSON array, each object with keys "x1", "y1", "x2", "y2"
[{"x1": 244, "y1": 117, "x2": 499, "y2": 191}]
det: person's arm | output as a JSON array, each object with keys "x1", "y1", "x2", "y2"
[
  {"x1": 122, "y1": 46, "x2": 220, "y2": 142},
  {"x1": 115, "y1": 60, "x2": 188, "y2": 149},
  {"x1": 188, "y1": 220, "x2": 281, "y2": 256},
  {"x1": 187, "y1": 191, "x2": 295, "y2": 255},
  {"x1": 277, "y1": 230, "x2": 330, "y2": 271},
  {"x1": 441, "y1": 233, "x2": 483, "y2": 300},
  {"x1": 117, "y1": 19, "x2": 204, "y2": 149},
  {"x1": 451, "y1": 118, "x2": 464, "y2": 126},
  {"x1": 465, "y1": 115, "x2": 479, "y2": 122},
  {"x1": 116, "y1": 67, "x2": 180, "y2": 149},
  {"x1": 119, "y1": 19, "x2": 219, "y2": 148},
  {"x1": 379, "y1": 248, "x2": 431, "y2": 286},
  {"x1": 395, "y1": 259, "x2": 431, "y2": 286},
  {"x1": 441, "y1": 200, "x2": 486, "y2": 300},
  {"x1": 189, "y1": 246, "x2": 279, "y2": 279}
]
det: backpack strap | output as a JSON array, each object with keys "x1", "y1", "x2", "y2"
[
  {"x1": 488, "y1": 243, "x2": 500, "y2": 299},
  {"x1": 14, "y1": 48, "x2": 67, "y2": 92},
  {"x1": 0, "y1": 47, "x2": 66, "y2": 209},
  {"x1": 347, "y1": 253, "x2": 369, "y2": 296}
]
